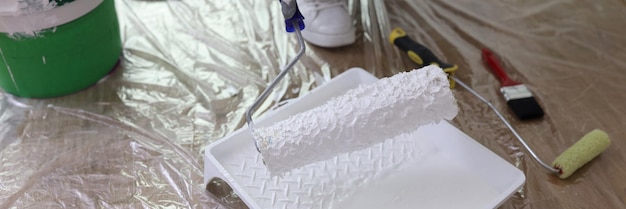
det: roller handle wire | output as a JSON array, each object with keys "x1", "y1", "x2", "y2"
[
  {"x1": 451, "y1": 76, "x2": 560, "y2": 174},
  {"x1": 245, "y1": 21, "x2": 306, "y2": 153}
]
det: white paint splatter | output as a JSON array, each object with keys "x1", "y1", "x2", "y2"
[
  {"x1": 8, "y1": 31, "x2": 44, "y2": 40},
  {"x1": 18, "y1": 0, "x2": 58, "y2": 15},
  {"x1": 0, "y1": 48, "x2": 20, "y2": 92}
]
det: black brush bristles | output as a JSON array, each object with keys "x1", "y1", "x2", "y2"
[{"x1": 506, "y1": 97, "x2": 544, "y2": 120}]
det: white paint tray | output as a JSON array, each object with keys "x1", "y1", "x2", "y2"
[{"x1": 204, "y1": 68, "x2": 525, "y2": 209}]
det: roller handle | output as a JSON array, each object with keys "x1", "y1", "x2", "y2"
[
  {"x1": 389, "y1": 28, "x2": 458, "y2": 88},
  {"x1": 279, "y1": 0, "x2": 305, "y2": 32},
  {"x1": 481, "y1": 48, "x2": 520, "y2": 86}
]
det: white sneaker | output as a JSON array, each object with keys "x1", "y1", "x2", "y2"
[{"x1": 297, "y1": 0, "x2": 356, "y2": 48}]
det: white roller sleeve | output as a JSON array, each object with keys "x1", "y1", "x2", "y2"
[{"x1": 254, "y1": 65, "x2": 459, "y2": 175}]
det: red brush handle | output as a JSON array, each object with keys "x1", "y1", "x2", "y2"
[{"x1": 481, "y1": 48, "x2": 520, "y2": 86}]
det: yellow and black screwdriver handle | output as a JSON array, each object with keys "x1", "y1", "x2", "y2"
[{"x1": 389, "y1": 27, "x2": 458, "y2": 88}]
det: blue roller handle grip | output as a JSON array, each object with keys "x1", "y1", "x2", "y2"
[{"x1": 279, "y1": 0, "x2": 305, "y2": 32}]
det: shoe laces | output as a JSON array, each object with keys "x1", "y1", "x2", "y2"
[{"x1": 301, "y1": 0, "x2": 345, "y2": 10}]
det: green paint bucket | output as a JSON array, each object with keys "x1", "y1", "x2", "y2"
[{"x1": 0, "y1": 0, "x2": 122, "y2": 98}]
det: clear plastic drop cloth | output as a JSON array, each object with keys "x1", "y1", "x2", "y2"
[{"x1": 1, "y1": 0, "x2": 626, "y2": 208}]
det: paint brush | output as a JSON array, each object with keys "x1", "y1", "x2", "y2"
[{"x1": 481, "y1": 48, "x2": 544, "y2": 120}]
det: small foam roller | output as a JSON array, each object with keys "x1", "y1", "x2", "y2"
[
  {"x1": 254, "y1": 65, "x2": 459, "y2": 175},
  {"x1": 552, "y1": 129, "x2": 611, "y2": 179}
]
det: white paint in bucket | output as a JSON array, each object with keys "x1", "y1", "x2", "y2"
[{"x1": 0, "y1": 0, "x2": 104, "y2": 36}]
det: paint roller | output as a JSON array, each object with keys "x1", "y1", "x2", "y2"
[
  {"x1": 253, "y1": 66, "x2": 459, "y2": 175},
  {"x1": 245, "y1": 1, "x2": 458, "y2": 175},
  {"x1": 248, "y1": 2, "x2": 610, "y2": 179},
  {"x1": 388, "y1": 27, "x2": 610, "y2": 179}
]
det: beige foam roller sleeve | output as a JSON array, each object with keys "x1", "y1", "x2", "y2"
[{"x1": 552, "y1": 129, "x2": 611, "y2": 179}]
